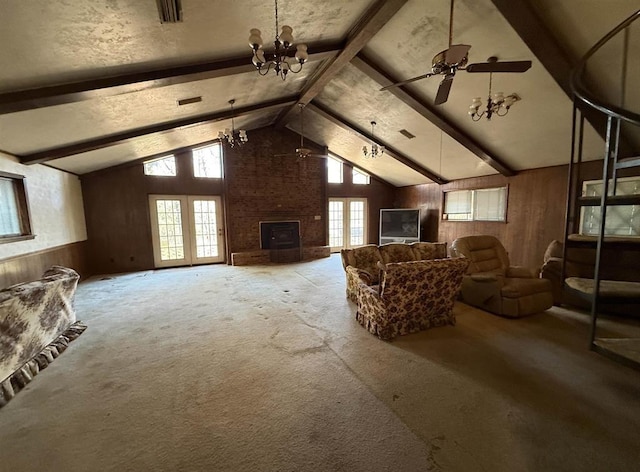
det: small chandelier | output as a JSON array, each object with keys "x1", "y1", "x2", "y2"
[
  {"x1": 218, "y1": 99, "x2": 248, "y2": 147},
  {"x1": 468, "y1": 72, "x2": 520, "y2": 121},
  {"x1": 248, "y1": 0, "x2": 308, "y2": 81},
  {"x1": 362, "y1": 121, "x2": 384, "y2": 159}
]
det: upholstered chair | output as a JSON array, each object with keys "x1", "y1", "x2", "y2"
[
  {"x1": 340, "y1": 245, "x2": 382, "y2": 302},
  {"x1": 450, "y1": 235, "x2": 553, "y2": 318},
  {"x1": 353, "y1": 258, "x2": 469, "y2": 340}
]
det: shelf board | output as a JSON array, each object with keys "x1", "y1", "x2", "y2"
[
  {"x1": 592, "y1": 338, "x2": 640, "y2": 370},
  {"x1": 615, "y1": 156, "x2": 640, "y2": 170}
]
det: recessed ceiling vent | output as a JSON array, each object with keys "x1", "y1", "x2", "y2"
[
  {"x1": 177, "y1": 96, "x2": 202, "y2": 106},
  {"x1": 157, "y1": 0, "x2": 183, "y2": 23},
  {"x1": 399, "y1": 129, "x2": 415, "y2": 139}
]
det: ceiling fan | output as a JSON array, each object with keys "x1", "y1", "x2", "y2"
[
  {"x1": 380, "y1": 0, "x2": 532, "y2": 105},
  {"x1": 274, "y1": 104, "x2": 328, "y2": 160}
]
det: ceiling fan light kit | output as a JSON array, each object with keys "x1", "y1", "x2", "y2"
[
  {"x1": 363, "y1": 121, "x2": 384, "y2": 159},
  {"x1": 468, "y1": 92, "x2": 520, "y2": 121},
  {"x1": 248, "y1": 0, "x2": 308, "y2": 81},
  {"x1": 380, "y1": 0, "x2": 532, "y2": 108},
  {"x1": 218, "y1": 99, "x2": 248, "y2": 147}
]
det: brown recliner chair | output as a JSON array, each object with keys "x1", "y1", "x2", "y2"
[{"x1": 450, "y1": 235, "x2": 553, "y2": 318}]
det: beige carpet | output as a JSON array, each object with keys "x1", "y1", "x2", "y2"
[{"x1": 1, "y1": 255, "x2": 640, "y2": 471}]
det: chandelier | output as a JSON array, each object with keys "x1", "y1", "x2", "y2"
[
  {"x1": 468, "y1": 72, "x2": 520, "y2": 121},
  {"x1": 362, "y1": 121, "x2": 384, "y2": 159},
  {"x1": 218, "y1": 99, "x2": 248, "y2": 147},
  {"x1": 248, "y1": 0, "x2": 308, "y2": 81}
]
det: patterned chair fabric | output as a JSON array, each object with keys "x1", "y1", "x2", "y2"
[
  {"x1": 355, "y1": 258, "x2": 469, "y2": 340},
  {"x1": 410, "y1": 242, "x2": 448, "y2": 261},
  {"x1": 0, "y1": 266, "x2": 80, "y2": 383},
  {"x1": 451, "y1": 235, "x2": 553, "y2": 318},
  {"x1": 379, "y1": 243, "x2": 416, "y2": 264},
  {"x1": 341, "y1": 245, "x2": 383, "y2": 302},
  {"x1": 341, "y1": 242, "x2": 448, "y2": 303}
]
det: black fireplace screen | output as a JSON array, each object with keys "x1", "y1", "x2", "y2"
[{"x1": 259, "y1": 221, "x2": 301, "y2": 249}]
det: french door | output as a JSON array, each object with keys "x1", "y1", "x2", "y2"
[
  {"x1": 149, "y1": 195, "x2": 225, "y2": 267},
  {"x1": 328, "y1": 198, "x2": 367, "y2": 252}
]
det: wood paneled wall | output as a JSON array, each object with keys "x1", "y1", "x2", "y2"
[
  {"x1": 0, "y1": 241, "x2": 89, "y2": 288},
  {"x1": 327, "y1": 162, "x2": 395, "y2": 245},
  {"x1": 395, "y1": 165, "x2": 570, "y2": 271},
  {"x1": 81, "y1": 126, "x2": 397, "y2": 274},
  {"x1": 82, "y1": 148, "x2": 224, "y2": 274}
]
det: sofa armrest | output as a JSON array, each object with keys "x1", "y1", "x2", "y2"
[{"x1": 507, "y1": 266, "x2": 535, "y2": 278}]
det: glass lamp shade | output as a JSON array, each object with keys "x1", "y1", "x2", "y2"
[
  {"x1": 279, "y1": 25, "x2": 294, "y2": 46},
  {"x1": 248, "y1": 29, "x2": 263, "y2": 50},
  {"x1": 295, "y1": 44, "x2": 308, "y2": 63}
]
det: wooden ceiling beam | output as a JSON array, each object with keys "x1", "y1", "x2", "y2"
[
  {"x1": 0, "y1": 42, "x2": 341, "y2": 115},
  {"x1": 307, "y1": 101, "x2": 448, "y2": 184},
  {"x1": 18, "y1": 96, "x2": 297, "y2": 165},
  {"x1": 352, "y1": 54, "x2": 516, "y2": 177},
  {"x1": 274, "y1": 0, "x2": 409, "y2": 127}
]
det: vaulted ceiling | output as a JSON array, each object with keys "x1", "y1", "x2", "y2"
[{"x1": 0, "y1": 0, "x2": 638, "y2": 186}]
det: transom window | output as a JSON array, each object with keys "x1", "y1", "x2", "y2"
[
  {"x1": 193, "y1": 143, "x2": 223, "y2": 178},
  {"x1": 327, "y1": 155, "x2": 343, "y2": 183},
  {"x1": 443, "y1": 187, "x2": 508, "y2": 222},
  {"x1": 0, "y1": 172, "x2": 32, "y2": 241},
  {"x1": 144, "y1": 155, "x2": 176, "y2": 176},
  {"x1": 352, "y1": 168, "x2": 370, "y2": 185}
]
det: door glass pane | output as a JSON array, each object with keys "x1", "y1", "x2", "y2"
[
  {"x1": 350, "y1": 201, "x2": 365, "y2": 246},
  {"x1": 329, "y1": 200, "x2": 344, "y2": 247},
  {"x1": 155, "y1": 199, "x2": 185, "y2": 261},
  {"x1": 193, "y1": 199, "x2": 219, "y2": 258}
]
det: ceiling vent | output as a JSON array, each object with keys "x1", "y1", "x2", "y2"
[
  {"x1": 399, "y1": 129, "x2": 415, "y2": 139},
  {"x1": 177, "y1": 96, "x2": 202, "y2": 106},
  {"x1": 157, "y1": 0, "x2": 183, "y2": 23}
]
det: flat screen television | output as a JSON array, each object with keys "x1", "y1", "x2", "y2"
[{"x1": 379, "y1": 208, "x2": 420, "y2": 244}]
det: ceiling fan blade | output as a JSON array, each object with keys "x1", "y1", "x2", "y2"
[
  {"x1": 307, "y1": 153, "x2": 328, "y2": 159},
  {"x1": 444, "y1": 44, "x2": 471, "y2": 65},
  {"x1": 379, "y1": 73, "x2": 434, "y2": 91},
  {"x1": 465, "y1": 60, "x2": 532, "y2": 73},
  {"x1": 434, "y1": 75, "x2": 454, "y2": 105}
]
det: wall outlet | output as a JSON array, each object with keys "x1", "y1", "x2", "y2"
[{"x1": 314, "y1": 215, "x2": 321, "y2": 220}]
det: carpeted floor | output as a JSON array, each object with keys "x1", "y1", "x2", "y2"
[{"x1": 1, "y1": 254, "x2": 640, "y2": 471}]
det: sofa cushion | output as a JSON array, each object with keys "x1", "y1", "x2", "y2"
[
  {"x1": 379, "y1": 243, "x2": 415, "y2": 264},
  {"x1": 410, "y1": 242, "x2": 447, "y2": 260}
]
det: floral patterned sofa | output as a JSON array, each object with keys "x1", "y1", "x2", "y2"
[
  {"x1": 0, "y1": 266, "x2": 87, "y2": 408},
  {"x1": 340, "y1": 242, "x2": 448, "y2": 302},
  {"x1": 348, "y1": 257, "x2": 469, "y2": 340}
]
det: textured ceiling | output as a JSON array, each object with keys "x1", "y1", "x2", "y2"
[{"x1": 0, "y1": 0, "x2": 637, "y2": 181}]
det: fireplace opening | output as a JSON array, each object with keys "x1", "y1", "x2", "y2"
[{"x1": 260, "y1": 221, "x2": 301, "y2": 250}]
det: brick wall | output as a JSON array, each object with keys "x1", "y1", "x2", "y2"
[{"x1": 224, "y1": 127, "x2": 327, "y2": 256}]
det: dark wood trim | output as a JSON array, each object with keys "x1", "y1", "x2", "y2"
[
  {"x1": 490, "y1": 0, "x2": 634, "y2": 156},
  {"x1": 0, "y1": 42, "x2": 341, "y2": 115},
  {"x1": 274, "y1": 0, "x2": 409, "y2": 127},
  {"x1": 352, "y1": 54, "x2": 516, "y2": 177},
  {"x1": 308, "y1": 102, "x2": 447, "y2": 184},
  {"x1": 18, "y1": 97, "x2": 298, "y2": 165}
]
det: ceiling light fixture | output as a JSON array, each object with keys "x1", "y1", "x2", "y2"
[
  {"x1": 468, "y1": 59, "x2": 521, "y2": 121},
  {"x1": 218, "y1": 99, "x2": 248, "y2": 147},
  {"x1": 362, "y1": 121, "x2": 384, "y2": 159},
  {"x1": 248, "y1": 0, "x2": 308, "y2": 81}
]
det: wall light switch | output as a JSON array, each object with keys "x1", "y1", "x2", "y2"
[{"x1": 314, "y1": 215, "x2": 321, "y2": 220}]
